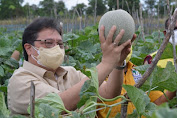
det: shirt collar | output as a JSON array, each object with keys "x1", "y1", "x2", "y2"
[
  {"x1": 23, "y1": 61, "x2": 47, "y2": 78},
  {"x1": 55, "y1": 66, "x2": 68, "y2": 78}
]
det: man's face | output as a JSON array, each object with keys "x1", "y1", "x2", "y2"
[
  {"x1": 169, "y1": 21, "x2": 177, "y2": 45},
  {"x1": 164, "y1": 21, "x2": 177, "y2": 35},
  {"x1": 25, "y1": 28, "x2": 64, "y2": 67}
]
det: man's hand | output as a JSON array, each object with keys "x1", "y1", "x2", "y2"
[
  {"x1": 117, "y1": 34, "x2": 136, "y2": 66},
  {"x1": 99, "y1": 25, "x2": 132, "y2": 68}
]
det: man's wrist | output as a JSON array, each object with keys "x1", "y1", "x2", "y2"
[{"x1": 115, "y1": 60, "x2": 126, "y2": 70}]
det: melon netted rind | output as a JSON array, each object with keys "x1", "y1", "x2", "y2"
[{"x1": 98, "y1": 9, "x2": 135, "y2": 45}]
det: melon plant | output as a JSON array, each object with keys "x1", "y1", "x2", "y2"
[{"x1": 98, "y1": 9, "x2": 135, "y2": 45}]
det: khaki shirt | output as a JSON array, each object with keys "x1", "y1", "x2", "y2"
[{"x1": 8, "y1": 61, "x2": 87, "y2": 115}]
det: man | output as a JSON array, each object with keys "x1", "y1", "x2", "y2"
[
  {"x1": 144, "y1": 17, "x2": 177, "y2": 67},
  {"x1": 97, "y1": 18, "x2": 177, "y2": 118},
  {"x1": 8, "y1": 17, "x2": 134, "y2": 115}
]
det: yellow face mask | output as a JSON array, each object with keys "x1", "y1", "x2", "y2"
[
  {"x1": 31, "y1": 45, "x2": 65, "y2": 70},
  {"x1": 126, "y1": 46, "x2": 132, "y2": 63}
]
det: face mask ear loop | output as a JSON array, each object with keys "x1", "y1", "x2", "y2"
[
  {"x1": 31, "y1": 45, "x2": 40, "y2": 54},
  {"x1": 31, "y1": 55, "x2": 38, "y2": 62},
  {"x1": 31, "y1": 54, "x2": 47, "y2": 68}
]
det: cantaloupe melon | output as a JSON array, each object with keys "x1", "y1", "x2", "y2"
[{"x1": 98, "y1": 9, "x2": 135, "y2": 45}]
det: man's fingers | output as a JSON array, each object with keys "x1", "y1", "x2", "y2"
[
  {"x1": 106, "y1": 25, "x2": 117, "y2": 44},
  {"x1": 99, "y1": 25, "x2": 105, "y2": 44},
  {"x1": 117, "y1": 39, "x2": 131, "y2": 51},
  {"x1": 125, "y1": 46, "x2": 131, "y2": 54},
  {"x1": 131, "y1": 34, "x2": 136, "y2": 43},
  {"x1": 114, "y1": 29, "x2": 125, "y2": 45}
]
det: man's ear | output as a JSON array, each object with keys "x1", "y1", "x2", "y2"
[
  {"x1": 163, "y1": 30, "x2": 166, "y2": 36},
  {"x1": 24, "y1": 43, "x2": 32, "y2": 56}
]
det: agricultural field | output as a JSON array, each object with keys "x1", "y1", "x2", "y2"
[{"x1": 0, "y1": 23, "x2": 177, "y2": 117}]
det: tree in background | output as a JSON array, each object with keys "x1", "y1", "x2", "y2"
[
  {"x1": 155, "y1": 0, "x2": 177, "y2": 18},
  {"x1": 71, "y1": 3, "x2": 87, "y2": 16},
  {"x1": 23, "y1": 4, "x2": 43, "y2": 18},
  {"x1": 107, "y1": 0, "x2": 117, "y2": 10},
  {"x1": 55, "y1": 1, "x2": 66, "y2": 18},
  {"x1": 86, "y1": 0, "x2": 107, "y2": 16},
  {"x1": 108, "y1": 0, "x2": 140, "y2": 14},
  {"x1": 144, "y1": 0, "x2": 157, "y2": 15},
  {"x1": 154, "y1": 0, "x2": 166, "y2": 18},
  {"x1": 0, "y1": 0, "x2": 24, "y2": 19},
  {"x1": 39, "y1": 0, "x2": 55, "y2": 17}
]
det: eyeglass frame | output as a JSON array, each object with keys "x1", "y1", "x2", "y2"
[{"x1": 34, "y1": 39, "x2": 64, "y2": 48}]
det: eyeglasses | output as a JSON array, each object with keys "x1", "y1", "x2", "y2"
[
  {"x1": 165, "y1": 27, "x2": 177, "y2": 32},
  {"x1": 174, "y1": 27, "x2": 177, "y2": 30},
  {"x1": 34, "y1": 39, "x2": 64, "y2": 48}
]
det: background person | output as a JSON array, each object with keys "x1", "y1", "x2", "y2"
[
  {"x1": 97, "y1": 47, "x2": 165, "y2": 117},
  {"x1": 97, "y1": 21, "x2": 177, "y2": 116}
]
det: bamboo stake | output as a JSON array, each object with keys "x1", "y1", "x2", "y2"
[
  {"x1": 136, "y1": 10, "x2": 140, "y2": 26},
  {"x1": 125, "y1": 1, "x2": 130, "y2": 13},
  {"x1": 30, "y1": 81, "x2": 35, "y2": 118},
  {"x1": 139, "y1": 3, "x2": 145, "y2": 41},
  {"x1": 53, "y1": 3, "x2": 57, "y2": 18},
  {"x1": 122, "y1": 0, "x2": 124, "y2": 9},
  {"x1": 84, "y1": 13, "x2": 87, "y2": 28},
  {"x1": 75, "y1": 8, "x2": 82, "y2": 31},
  {"x1": 120, "y1": 95, "x2": 129, "y2": 118},
  {"x1": 117, "y1": 0, "x2": 119, "y2": 9},
  {"x1": 71, "y1": 8, "x2": 76, "y2": 33},
  {"x1": 94, "y1": 0, "x2": 97, "y2": 25},
  {"x1": 132, "y1": 2, "x2": 135, "y2": 17}
]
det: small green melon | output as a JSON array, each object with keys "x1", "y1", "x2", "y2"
[{"x1": 98, "y1": 9, "x2": 135, "y2": 45}]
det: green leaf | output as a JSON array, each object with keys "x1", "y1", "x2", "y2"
[
  {"x1": 134, "y1": 64, "x2": 150, "y2": 75},
  {"x1": 123, "y1": 85, "x2": 156, "y2": 116},
  {"x1": 77, "y1": 67, "x2": 98, "y2": 117},
  {"x1": 82, "y1": 98, "x2": 97, "y2": 118},
  {"x1": 4, "y1": 58, "x2": 19, "y2": 69},
  {"x1": 9, "y1": 5, "x2": 15, "y2": 10},
  {"x1": 35, "y1": 93, "x2": 70, "y2": 114},
  {"x1": 143, "y1": 102, "x2": 156, "y2": 117},
  {"x1": 62, "y1": 56, "x2": 77, "y2": 67},
  {"x1": 152, "y1": 103, "x2": 177, "y2": 118},
  {"x1": 10, "y1": 115, "x2": 27, "y2": 118},
  {"x1": 77, "y1": 67, "x2": 98, "y2": 108},
  {"x1": 115, "y1": 113, "x2": 121, "y2": 118},
  {"x1": 0, "y1": 86, "x2": 7, "y2": 93},
  {"x1": 37, "y1": 103, "x2": 59, "y2": 118},
  {"x1": 141, "y1": 62, "x2": 177, "y2": 92},
  {"x1": 0, "y1": 38, "x2": 14, "y2": 57},
  {"x1": 70, "y1": 111, "x2": 81, "y2": 118},
  {"x1": 0, "y1": 66, "x2": 4, "y2": 77},
  {"x1": 127, "y1": 110, "x2": 138, "y2": 118},
  {"x1": 77, "y1": 80, "x2": 97, "y2": 108},
  {"x1": 161, "y1": 43, "x2": 177, "y2": 59},
  {"x1": 169, "y1": 97, "x2": 177, "y2": 108},
  {"x1": 86, "y1": 67, "x2": 98, "y2": 90},
  {"x1": 63, "y1": 33, "x2": 79, "y2": 42},
  {"x1": 0, "y1": 92, "x2": 10, "y2": 117}
]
